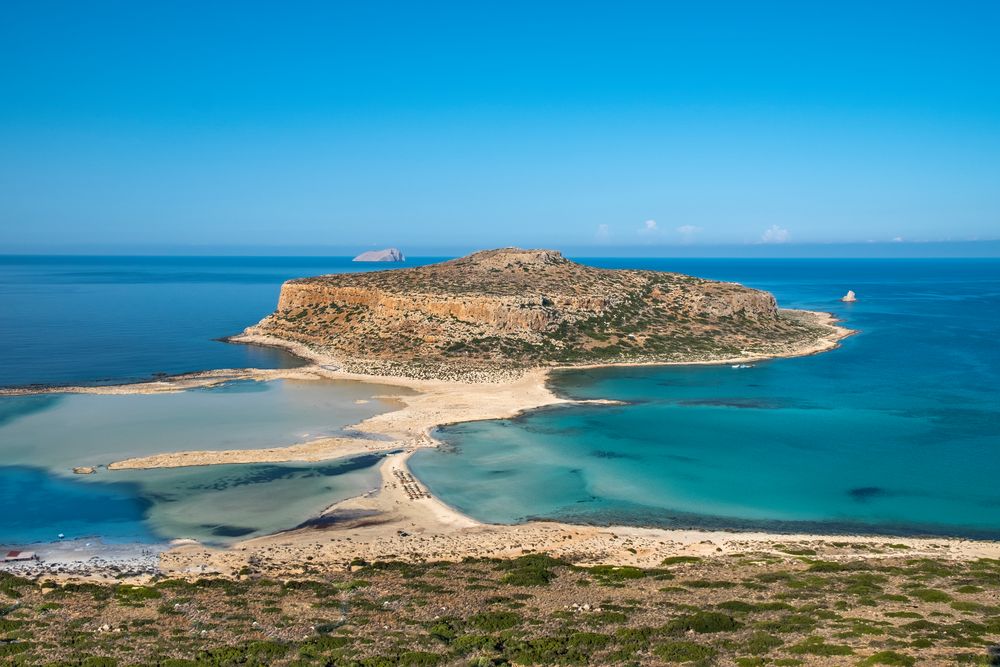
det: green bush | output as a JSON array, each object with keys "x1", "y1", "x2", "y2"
[
  {"x1": 115, "y1": 585, "x2": 162, "y2": 602},
  {"x1": 858, "y1": 650, "x2": 916, "y2": 666},
  {"x1": 505, "y1": 635, "x2": 588, "y2": 664},
  {"x1": 587, "y1": 565, "x2": 645, "y2": 583},
  {"x1": 0, "y1": 573, "x2": 33, "y2": 600},
  {"x1": 468, "y1": 610, "x2": 522, "y2": 631},
  {"x1": 660, "y1": 556, "x2": 702, "y2": 566},
  {"x1": 428, "y1": 618, "x2": 461, "y2": 643},
  {"x1": 787, "y1": 635, "x2": 853, "y2": 656},
  {"x1": 745, "y1": 632, "x2": 783, "y2": 655},
  {"x1": 567, "y1": 632, "x2": 611, "y2": 651},
  {"x1": 654, "y1": 640, "x2": 717, "y2": 663},
  {"x1": 396, "y1": 651, "x2": 443, "y2": 666},
  {"x1": 81, "y1": 658, "x2": 118, "y2": 667},
  {"x1": 755, "y1": 613, "x2": 817, "y2": 634},
  {"x1": 499, "y1": 553, "x2": 566, "y2": 587},
  {"x1": 196, "y1": 640, "x2": 290, "y2": 665},
  {"x1": 449, "y1": 634, "x2": 499, "y2": 655},
  {"x1": 908, "y1": 588, "x2": 952, "y2": 603},
  {"x1": 665, "y1": 611, "x2": 741, "y2": 634}
]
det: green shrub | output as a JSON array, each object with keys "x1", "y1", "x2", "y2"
[
  {"x1": 665, "y1": 611, "x2": 741, "y2": 634},
  {"x1": 299, "y1": 634, "x2": 351, "y2": 658},
  {"x1": 858, "y1": 650, "x2": 916, "y2": 666},
  {"x1": 498, "y1": 554, "x2": 566, "y2": 587},
  {"x1": 654, "y1": 640, "x2": 717, "y2": 663},
  {"x1": 587, "y1": 565, "x2": 645, "y2": 583},
  {"x1": 468, "y1": 611, "x2": 522, "y2": 631},
  {"x1": 0, "y1": 573, "x2": 33, "y2": 600},
  {"x1": 115, "y1": 585, "x2": 162, "y2": 602},
  {"x1": 787, "y1": 636, "x2": 853, "y2": 656},
  {"x1": 660, "y1": 556, "x2": 702, "y2": 566},
  {"x1": 450, "y1": 634, "x2": 499, "y2": 655},
  {"x1": 428, "y1": 618, "x2": 460, "y2": 643},
  {"x1": 396, "y1": 651, "x2": 443, "y2": 666},
  {"x1": 196, "y1": 640, "x2": 290, "y2": 665},
  {"x1": 505, "y1": 635, "x2": 587, "y2": 664},
  {"x1": 567, "y1": 632, "x2": 612, "y2": 651},
  {"x1": 755, "y1": 613, "x2": 818, "y2": 634},
  {"x1": 81, "y1": 658, "x2": 118, "y2": 667},
  {"x1": 908, "y1": 588, "x2": 952, "y2": 603},
  {"x1": 745, "y1": 632, "x2": 784, "y2": 655},
  {"x1": 956, "y1": 585, "x2": 983, "y2": 594}
]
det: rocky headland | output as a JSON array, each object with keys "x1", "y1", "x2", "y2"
[{"x1": 236, "y1": 247, "x2": 846, "y2": 380}]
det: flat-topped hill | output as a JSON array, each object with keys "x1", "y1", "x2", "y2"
[{"x1": 240, "y1": 248, "x2": 840, "y2": 379}]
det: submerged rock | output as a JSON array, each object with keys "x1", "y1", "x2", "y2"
[{"x1": 72, "y1": 466, "x2": 96, "y2": 475}]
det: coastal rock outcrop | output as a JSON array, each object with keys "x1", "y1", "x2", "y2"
[
  {"x1": 242, "y1": 247, "x2": 834, "y2": 379},
  {"x1": 353, "y1": 248, "x2": 405, "y2": 262},
  {"x1": 841, "y1": 290, "x2": 857, "y2": 302}
]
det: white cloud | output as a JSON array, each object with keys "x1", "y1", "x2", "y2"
[
  {"x1": 761, "y1": 225, "x2": 790, "y2": 244},
  {"x1": 595, "y1": 224, "x2": 611, "y2": 242},
  {"x1": 638, "y1": 219, "x2": 658, "y2": 235},
  {"x1": 676, "y1": 225, "x2": 701, "y2": 242}
]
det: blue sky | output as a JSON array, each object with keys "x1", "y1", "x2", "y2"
[{"x1": 1, "y1": 1, "x2": 998, "y2": 255}]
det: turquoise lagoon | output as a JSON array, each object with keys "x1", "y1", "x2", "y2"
[
  {"x1": 2, "y1": 257, "x2": 999, "y2": 545},
  {"x1": 411, "y1": 259, "x2": 1000, "y2": 539},
  {"x1": 0, "y1": 379, "x2": 404, "y2": 544}
]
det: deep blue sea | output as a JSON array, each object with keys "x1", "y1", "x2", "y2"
[
  {"x1": 411, "y1": 259, "x2": 1000, "y2": 540},
  {"x1": 0, "y1": 256, "x2": 442, "y2": 388},
  {"x1": 1, "y1": 256, "x2": 999, "y2": 543}
]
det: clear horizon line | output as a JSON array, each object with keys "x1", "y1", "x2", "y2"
[{"x1": 2, "y1": 239, "x2": 999, "y2": 259}]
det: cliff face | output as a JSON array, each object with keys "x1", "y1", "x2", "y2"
[
  {"x1": 243, "y1": 248, "x2": 823, "y2": 378},
  {"x1": 353, "y1": 248, "x2": 405, "y2": 262}
]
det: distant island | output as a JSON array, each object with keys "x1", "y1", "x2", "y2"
[
  {"x1": 353, "y1": 247, "x2": 405, "y2": 262},
  {"x1": 237, "y1": 247, "x2": 847, "y2": 380}
]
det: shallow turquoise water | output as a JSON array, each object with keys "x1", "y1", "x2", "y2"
[
  {"x1": 0, "y1": 456, "x2": 384, "y2": 545},
  {"x1": 0, "y1": 379, "x2": 399, "y2": 471},
  {"x1": 3, "y1": 257, "x2": 998, "y2": 545},
  {"x1": 0, "y1": 379, "x2": 401, "y2": 544},
  {"x1": 411, "y1": 259, "x2": 1000, "y2": 539}
]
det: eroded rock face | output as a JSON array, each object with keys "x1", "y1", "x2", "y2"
[
  {"x1": 243, "y1": 248, "x2": 821, "y2": 378},
  {"x1": 353, "y1": 248, "x2": 405, "y2": 262}
]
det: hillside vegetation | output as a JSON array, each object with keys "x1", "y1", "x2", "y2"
[
  {"x1": 243, "y1": 248, "x2": 834, "y2": 379},
  {"x1": 2, "y1": 548, "x2": 998, "y2": 665}
]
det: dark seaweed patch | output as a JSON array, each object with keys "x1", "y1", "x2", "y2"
[
  {"x1": 677, "y1": 398, "x2": 780, "y2": 409},
  {"x1": 590, "y1": 450, "x2": 640, "y2": 460},
  {"x1": 207, "y1": 525, "x2": 257, "y2": 538},
  {"x1": 848, "y1": 487, "x2": 888, "y2": 502}
]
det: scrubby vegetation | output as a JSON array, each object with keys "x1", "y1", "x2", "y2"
[
  {"x1": 3, "y1": 551, "x2": 1000, "y2": 665},
  {"x1": 245, "y1": 248, "x2": 838, "y2": 380}
]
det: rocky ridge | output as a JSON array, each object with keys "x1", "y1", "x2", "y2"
[{"x1": 241, "y1": 248, "x2": 837, "y2": 379}]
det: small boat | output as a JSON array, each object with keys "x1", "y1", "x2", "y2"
[{"x1": 731, "y1": 363, "x2": 754, "y2": 369}]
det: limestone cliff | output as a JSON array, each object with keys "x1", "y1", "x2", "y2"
[
  {"x1": 353, "y1": 248, "x2": 405, "y2": 262},
  {"x1": 242, "y1": 248, "x2": 834, "y2": 379}
]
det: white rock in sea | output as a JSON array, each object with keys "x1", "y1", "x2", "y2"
[
  {"x1": 353, "y1": 248, "x2": 405, "y2": 262},
  {"x1": 841, "y1": 290, "x2": 857, "y2": 302}
]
